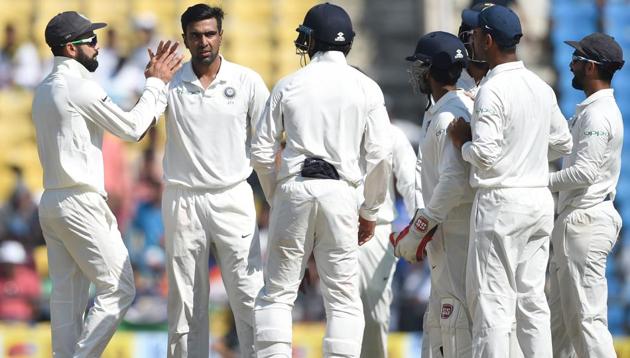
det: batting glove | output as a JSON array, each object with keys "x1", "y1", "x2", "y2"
[{"x1": 389, "y1": 208, "x2": 439, "y2": 263}]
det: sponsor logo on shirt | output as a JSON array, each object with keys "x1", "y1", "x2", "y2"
[{"x1": 584, "y1": 130, "x2": 608, "y2": 137}]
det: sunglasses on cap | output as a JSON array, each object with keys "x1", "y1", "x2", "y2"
[
  {"x1": 63, "y1": 35, "x2": 97, "y2": 47},
  {"x1": 571, "y1": 54, "x2": 603, "y2": 65}
]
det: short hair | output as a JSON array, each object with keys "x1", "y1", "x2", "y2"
[
  {"x1": 181, "y1": 4, "x2": 224, "y2": 34},
  {"x1": 430, "y1": 63, "x2": 464, "y2": 86},
  {"x1": 596, "y1": 64, "x2": 616, "y2": 82},
  {"x1": 312, "y1": 41, "x2": 352, "y2": 55},
  {"x1": 51, "y1": 46, "x2": 65, "y2": 56}
]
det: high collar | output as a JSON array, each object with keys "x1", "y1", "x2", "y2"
[
  {"x1": 310, "y1": 51, "x2": 348, "y2": 65},
  {"x1": 53, "y1": 56, "x2": 92, "y2": 79},
  {"x1": 578, "y1": 88, "x2": 614, "y2": 109},
  {"x1": 427, "y1": 89, "x2": 463, "y2": 115}
]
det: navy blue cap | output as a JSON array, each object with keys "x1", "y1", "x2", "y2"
[
  {"x1": 45, "y1": 11, "x2": 106, "y2": 47},
  {"x1": 300, "y1": 2, "x2": 354, "y2": 45},
  {"x1": 565, "y1": 33, "x2": 624, "y2": 68},
  {"x1": 462, "y1": 5, "x2": 522, "y2": 47},
  {"x1": 406, "y1": 31, "x2": 469, "y2": 69}
]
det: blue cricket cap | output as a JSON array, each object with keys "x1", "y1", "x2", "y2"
[{"x1": 462, "y1": 5, "x2": 522, "y2": 47}]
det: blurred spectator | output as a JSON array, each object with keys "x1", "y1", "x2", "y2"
[
  {"x1": 94, "y1": 28, "x2": 123, "y2": 94},
  {"x1": 0, "y1": 166, "x2": 42, "y2": 252},
  {"x1": 111, "y1": 12, "x2": 160, "y2": 109},
  {"x1": 0, "y1": 240, "x2": 41, "y2": 322},
  {"x1": 103, "y1": 133, "x2": 134, "y2": 232},
  {"x1": 0, "y1": 21, "x2": 43, "y2": 89}
]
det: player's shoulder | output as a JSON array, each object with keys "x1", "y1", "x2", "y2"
[{"x1": 221, "y1": 58, "x2": 266, "y2": 85}]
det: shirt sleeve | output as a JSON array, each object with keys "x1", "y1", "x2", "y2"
[
  {"x1": 548, "y1": 90, "x2": 573, "y2": 161},
  {"x1": 549, "y1": 110, "x2": 609, "y2": 192},
  {"x1": 251, "y1": 87, "x2": 283, "y2": 204},
  {"x1": 247, "y1": 72, "x2": 271, "y2": 140},
  {"x1": 360, "y1": 86, "x2": 393, "y2": 221},
  {"x1": 461, "y1": 86, "x2": 504, "y2": 171},
  {"x1": 424, "y1": 113, "x2": 470, "y2": 222},
  {"x1": 391, "y1": 126, "x2": 418, "y2": 215},
  {"x1": 71, "y1": 77, "x2": 165, "y2": 142}
]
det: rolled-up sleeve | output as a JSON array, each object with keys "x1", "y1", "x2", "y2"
[
  {"x1": 360, "y1": 88, "x2": 393, "y2": 221},
  {"x1": 71, "y1": 77, "x2": 165, "y2": 141},
  {"x1": 462, "y1": 87, "x2": 504, "y2": 171}
]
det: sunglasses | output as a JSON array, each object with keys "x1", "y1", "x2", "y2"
[
  {"x1": 571, "y1": 54, "x2": 603, "y2": 65},
  {"x1": 65, "y1": 35, "x2": 97, "y2": 48}
]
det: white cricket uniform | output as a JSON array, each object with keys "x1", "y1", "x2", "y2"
[
  {"x1": 155, "y1": 58, "x2": 268, "y2": 358},
  {"x1": 251, "y1": 51, "x2": 392, "y2": 358},
  {"x1": 32, "y1": 56, "x2": 165, "y2": 357},
  {"x1": 461, "y1": 61, "x2": 573, "y2": 358},
  {"x1": 418, "y1": 90, "x2": 475, "y2": 358},
  {"x1": 547, "y1": 88, "x2": 623, "y2": 358},
  {"x1": 358, "y1": 125, "x2": 416, "y2": 358}
]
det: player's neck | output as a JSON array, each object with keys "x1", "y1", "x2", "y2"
[
  {"x1": 584, "y1": 81, "x2": 610, "y2": 98},
  {"x1": 192, "y1": 56, "x2": 222, "y2": 88},
  {"x1": 431, "y1": 85, "x2": 455, "y2": 102}
]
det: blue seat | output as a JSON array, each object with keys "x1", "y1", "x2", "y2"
[
  {"x1": 608, "y1": 303, "x2": 624, "y2": 335},
  {"x1": 551, "y1": 2, "x2": 598, "y2": 45},
  {"x1": 604, "y1": 3, "x2": 630, "y2": 48}
]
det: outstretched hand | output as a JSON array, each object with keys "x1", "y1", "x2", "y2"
[{"x1": 144, "y1": 40, "x2": 184, "y2": 82}]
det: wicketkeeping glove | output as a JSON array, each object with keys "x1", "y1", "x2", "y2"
[{"x1": 389, "y1": 208, "x2": 439, "y2": 263}]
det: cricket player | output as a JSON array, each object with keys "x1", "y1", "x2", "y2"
[
  {"x1": 358, "y1": 124, "x2": 416, "y2": 358},
  {"x1": 547, "y1": 33, "x2": 625, "y2": 358},
  {"x1": 457, "y1": 2, "x2": 494, "y2": 96},
  {"x1": 251, "y1": 3, "x2": 392, "y2": 357},
  {"x1": 391, "y1": 31, "x2": 475, "y2": 358},
  {"x1": 32, "y1": 12, "x2": 181, "y2": 358},
  {"x1": 153, "y1": 4, "x2": 268, "y2": 357},
  {"x1": 448, "y1": 5, "x2": 573, "y2": 357}
]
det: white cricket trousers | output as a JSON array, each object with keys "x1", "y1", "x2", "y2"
[
  {"x1": 357, "y1": 223, "x2": 396, "y2": 358},
  {"x1": 254, "y1": 177, "x2": 364, "y2": 358},
  {"x1": 424, "y1": 204, "x2": 473, "y2": 358},
  {"x1": 466, "y1": 187, "x2": 554, "y2": 358},
  {"x1": 549, "y1": 200, "x2": 621, "y2": 358},
  {"x1": 163, "y1": 181, "x2": 263, "y2": 358},
  {"x1": 38, "y1": 188, "x2": 136, "y2": 358}
]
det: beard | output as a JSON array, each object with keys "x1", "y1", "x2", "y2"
[
  {"x1": 571, "y1": 68, "x2": 585, "y2": 90},
  {"x1": 76, "y1": 47, "x2": 98, "y2": 72}
]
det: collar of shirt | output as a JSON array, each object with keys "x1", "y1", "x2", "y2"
[
  {"x1": 181, "y1": 55, "x2": 231, "y2": 89},
  {"x1": 310, "y1": 51, "x2": 348, "y2": 65},
  {"x1": 52, "y1": 56, "x2": 92, "y2": 79},
  {"x1": 427, "y1": 89, "x2": 462, "y2": 115},
  {"x1": 577, "y1": 88, "x2": 614, "y2": 110},
  {"x1": 484, "y1": 60, "x2": 524, "y2": 82}
]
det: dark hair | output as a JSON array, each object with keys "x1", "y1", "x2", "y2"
[
  {"x1": 51, "y1": 46, "x2": 65, "y2": 56},
  {"x1": 594, "y1": 64, "x2": 617, "y2": 82},
  {"x1": 312, "y1": 41, "x2": 352, "y2": 56},
  {"x1": 181, "y1": 4, "x2": 224, "y2": 34},
  {"x1": 430, "y1": 63, "x2": 464, "y2": 86}
]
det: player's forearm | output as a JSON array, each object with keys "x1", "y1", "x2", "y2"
[
  {"x1": 361, "y1": 158, "x2": 392, "y2": 220},
  {"x1": 461, "y1": 140, "x2": 500, "y2": 170},
  {"x1": 549, "y1": 163, "x2": 598, "y2": 192}
]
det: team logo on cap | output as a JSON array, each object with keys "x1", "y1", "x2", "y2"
[
  {"x1": 441, "y1": 304, "x2": 454, "y2": 319},
  {"x1": 335, "y1": 32, "x2": 345, "y2": 42},
  {"x1": 224, "y1": 86, "x2": 236, "y2": 98},
  {"x1": 455, "y1": 49, "x2": 464, "y2": 59}
]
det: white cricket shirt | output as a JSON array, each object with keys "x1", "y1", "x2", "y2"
[
  {"x1": 32, "y1": 56, "x2": 165, "y2": 196},
  {"x1": 251, "y1": 51, "x2": 393, "y2": 221},
  {"x1": 156, "y1": 58, "x2": 269, "y2": 189},
  {"x1": 419, "y1": 89, "x2": 474, "y2": 222},
  {"x1": 461, "y1": 61, "x2": 573, "y2": 188},
  {"x1": 550, "y1": 89, "x2": 623, "y2": 212}
]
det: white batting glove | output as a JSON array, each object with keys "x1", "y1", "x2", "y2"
[{"x1": 389, "y1": 208, "x2": 439, "y2": 263}]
